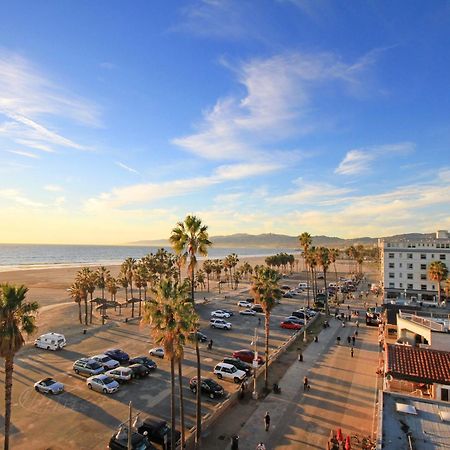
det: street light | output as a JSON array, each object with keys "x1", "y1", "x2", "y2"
[{"x1": 250, "y1": 328, "x2": 259, "y2": 399}]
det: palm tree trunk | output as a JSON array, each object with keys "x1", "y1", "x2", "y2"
[
  {"x1": 194, "y1": 338, "x2": 202, "y2": 448},
  {"x1": 89, "y1": 293, "x2": 93, "y2": 324},
  {"x1": 78, "y1": 301, "x2": 82, "y2": 324},
  {"x1": 191, "y1": 266, "x2": 195, "y2": 304},
  {"x1": 131, "y1": 298, "x2": 135, "y2": 318},
  {"x1": 84, "y1": 297, "x2": 88, "y2": 326},
  {"x1": 305, "y1": 263, "x2": 310, "y2": 309},
  {"x1": 264, "y1": 313, "x2": 270, "y2": 390},
  {"x1": 4, "y1": 355, "x2": 14, "y2": 450},
  {"x1": 207, "y1": 274, "x2": 210, "y2": 292},
  {"x1": 324, "y1": 270, "x2": 329, "y2": 315},
  {"x1": 334, "y1": 262, "x2": 338, "y2": 283},
  {"x1": 170, "y1": 357, "x2": 176, "y2": 450},
  {"x1": 125, "y1": 287, "x2": 128, "y2": 306},
  {"x1": 178, "y1": 358, "x2": 186, "y2": 448}
]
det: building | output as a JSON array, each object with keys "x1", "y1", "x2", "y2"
[{"x1": 379, "y1": 230, "x2": 450, "y2": 302}]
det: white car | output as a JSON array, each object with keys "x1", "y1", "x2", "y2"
[
  {"x1": 211, "y1": 310, "x2": 231, "y2": 318},
  {"x1": 210, "y1": 319, "x2": 232, "y2": 330},
  {"x1": 213, "y1": 362, "x2": 246, "y2": 383},
  {"x1": 239, "y1": 309, "x2": 256, "y2": 316},
  {"x1": 237, "y1": 300, "x2": 252, "y2": 308},
  {"x1": 86, "y1": 374, "x2": 119, "y2": 394},
  {"x1": 105, "y1": 367, "x2": 132, "y2": 383},
  {"x1": 149, "y1": 347, "x2": 165, "y2": 358},
  {"x1": 91, "y1": 354, "x2": 120, "y2": 370},
  {"x1": 34, "y1": 378, "x2": 64, "y2": 394}
]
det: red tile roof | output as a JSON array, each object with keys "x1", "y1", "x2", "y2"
[{"x1": 386, "y1": 344, "x2": 450, "y2": 384}]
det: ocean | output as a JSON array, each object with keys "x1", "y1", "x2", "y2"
[{"x1": 0, "y1": 243, "x2": 300, "y2": 271}]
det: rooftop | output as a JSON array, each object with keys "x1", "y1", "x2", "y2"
[
  {"x1": 399, "y1": 312, "x2": 450, "y2": 333},
  {"x1": 382, "y1": 392, "x2": 450, "y2": 450},
  {"x1": 386, "y1": 344, "x2": 450, "y2": 385}
]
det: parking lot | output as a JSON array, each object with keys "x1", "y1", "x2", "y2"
[{"x1": 3, "y1": 279, "x2": 309, "y2": 449}]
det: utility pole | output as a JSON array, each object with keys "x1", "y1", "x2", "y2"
[
  {"x1": 251, "y1": 328, "x2": 259, "y2": 399},
  {"x1": 128, "y1": 401, "x2": 132, "y2": 450}
]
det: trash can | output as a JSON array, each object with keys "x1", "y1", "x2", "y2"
[{"x1": 231, "y1": 434, "x2": 239, "y2": 450}]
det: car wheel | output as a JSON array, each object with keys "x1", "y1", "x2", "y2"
[
  {"x1": 211, "y1": 325, "x2": 216, "y2": 329},
  {"x1": 50, "y1": 389, "x2": 56, "y2": 395},
  {"x1": 46, "y1": 346, "x2": 50, "y2": 350},
  {"x1": 192, "y1": 387, "x2": 197, "y2": 394},
  {"x1": 35, "y1": 386, "x2": 40, "y2": 392},
  {"x1": 234, "y1": 377, "x2": 241, "y2": 384},
  {"x1": 209, "y1": 393, "x2": 215, "y2": 399},
  {"x1": 217, "y1": 373, "x2": 223, "y2": 379},
  {"x1": 103, "y1": 388, "x2": 107, "y2": 394},
  {"x1": 75, "y1": 369, "x2": 80, "y2": 375},
  {"x1": 88, "y1": 384, "x2": 92, "y2": 389}
]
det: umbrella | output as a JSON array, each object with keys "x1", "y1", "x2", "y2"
[
  {"x1": 345, "y1": 435, "x2": 351, "y2": 450},
  {"x1": 336, "y1": 428, "x2": 343, "y2": 442}
]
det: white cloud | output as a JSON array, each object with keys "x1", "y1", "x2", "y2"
[
  {"x1": 0, "y1": 188, "x2": 45, "y2": 208},
  {"x1": 8, "y1": 150, "x2": 39, "y2": 159},
  {"x1": 173, "y1": 51, "x2": 378, "y2": 162},
  {"x1": 44, "y1": 184, "x2": 63, "y2": 192},
  {"x1": 335, "y1": 142, "x2": 415, "y2": 175},
  {"x1": 115, "y1": 161, "x2": 140, "y2": 174}
]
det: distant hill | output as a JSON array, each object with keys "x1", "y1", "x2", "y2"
[{"x1": 129, "y1": 231, "x2": 435, "y2": 249}]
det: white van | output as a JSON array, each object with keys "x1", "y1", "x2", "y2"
[
  {"x1": 34, "y1": 333, "x2": 66, "y2": 351},
  {"x1": 297, "y1": 282, "x2": 310, "y2": 289}
]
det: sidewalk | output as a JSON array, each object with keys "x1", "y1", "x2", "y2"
[{"x1": 226, "y1": 318, "x2": 379, "y2": 449}]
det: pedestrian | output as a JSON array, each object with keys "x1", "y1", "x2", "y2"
[
  {"x1": 351, "y1": 347, "x2": 354, "y2": 358},
  {"x1": 355, "y1": 329, "x2": 358, "y2": 336},
  {"x1": 256, "y1": 443, "x2": 266, "y2": 450},
  {"x1": 258, "y1": 317, "x2": 261, "y2": 326},
  {"x1": 264, "y1": 411, "x2": 270, "y2": 431},
  {"x1": 347, "y1": 336, "x2": 351, "y2": 345},
  {"x1": 298, "y1": 352, "x2": 303, "y2": 362},
  {"x1": 352, "y1": 335, "x2": 356, "y2": 346},
  {"x1": 240, "y1": 383, "x2": 245, "y2": 400},
  {"x1": 303, "y1": 376, "x2": 309, "y2": 390},
  {"x1": 208, "y1": 339, "x2": 213, "y2": 350},
  {"x1": 347, "y1": 305, "x2": 350, "y2": 311}
]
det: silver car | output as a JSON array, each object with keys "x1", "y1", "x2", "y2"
[
  {"x1": 86, "y1": 374, "x2": 119, "y2": 394},
  {"x1": 34, "y1": 378, "x2": 64, "y2": 394},
  {"x1": 91, "y1": 354, "x2": 120, "y2": 370}
]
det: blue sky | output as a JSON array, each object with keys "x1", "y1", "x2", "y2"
[{"x1": 0, "y1": 0, "x2": 449, "y2": 244}]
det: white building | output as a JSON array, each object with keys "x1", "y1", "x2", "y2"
[{"x1": 379, "y1": 230, "x2": 450, "y2": 302}]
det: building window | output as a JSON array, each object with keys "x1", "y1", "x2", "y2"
[
  {"x1": 389, "y1": 282, "x2": 395, "y2": 288},
  {"x1": 407, "y1": 263, "x2": 413, "y2": 269},
  {"x1": 389, "y1": 263, "x2": 394, "y2": 268},
  {"x1": 399, "y1": 283, "x2": 403, "y2": 288},
  {"x1": 421, "y1": 284, "x2": 427, "y2": 290},
  {"x1": 440, "y1": 254, "x2": 446, "y2": 260},
  {"x1": 407, "y1": 253, "x2": 413, "y2": 259},
  {"x1": 407, "y1": 273, "x2": 413, "y2": 279},
  {"x1": 431, "y1": 254, "x2": 435, "y2": 258},
  {"x1": 421, "y1": 274, "x2": 427, "y2": 280},
  {"x1": 399, "y1": 263, "x2": 403, "y2": 268},
  {"x1": 388, "y1": 253, "x2": 394, "y2": 258},
  {"x1": 407, "y1": 284, "x2": 413, "y2": 289},
  {"x1": 389, "y1": 273, "x2": 395, "y2": 279},
  {"x1": 442, "y1": 388, "x2": 449, "y2": 402},
  {"x1": 432, "y1": 285, "x2": 435, "y2": 290},
  {"x1": 420, "y1": 254, "x2": 426, "y2": 259},
  {"x1": 421, "y1": 264, "x2": 426, "y2": 270}
]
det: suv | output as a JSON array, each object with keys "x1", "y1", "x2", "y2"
[
  {"x1": 213, "y1": 362, "x2": 246, "y2": 383},
  {"x1": 106, "y1": 367, "x2": 132, "y2": 383},
  {"x1": 222, "y1": 357, "x2": 252, "y2": 376},
  {"x1": 210, "y1": 319, "x2": 232, "y2": 330},
  {"x1": 73, "y1": 358, "x2": 105, "y2": 377},
  {"x1": 129, "y1": 363, "x2": 150, "y2": 379}
]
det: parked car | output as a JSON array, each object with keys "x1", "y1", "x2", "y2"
[
  {"x1": 149, "y1": 347, "x2": 165, "y2": 358},
  {"x1": 129, "y1": 363, "x2": 150, "y2": 379},
  {"x1": 189, "y1": 331, "x2": 208, "y2": 342},
  {"x1": 237, "y1": 300, "x2": 252, "y2": 308},
  {"x1": 105, "y1": 349, "x2": 130, "y2": 364},
  {"x1": 251, "y1": 304, "x2": 264, "y2": 313},
  {"x1": 221, "y1": 309, "x2": 234, "y2": 316},
  {"x1": 222, "y1": 357, "x2": 252, "y2": 376},
  {"x1": 283, "y1": 292, "x2": 294, "y2": 298},
  {"x1": 232, "y1": 349, "x2": 264, "y2": 365},
  {"x1": 213, "y1": 362, "x2": 246, "y2": 383},
  {"x1": 87, "y1": 374, "x2": 119, "y2": 394},
  {"x1": 239, "y1": 308, "x2": 256, "y2": 316},
  {"x1": 91, "y1": 354, "x2": 120, "y2": 370},
  {"x1": 291, "y1": 311, "x2": 308, "y2": 320},
  {"x1": 73, "y1": 358, "x2": 105, "y2": 377},
  {"x1": 106, "y1": 367, "x2": 133, "y2": 383},
  {"x1": 109, "y1": 428, "x2": 156, "y2": 450},
  {"x1": 128, "y1": 356, "x2": 157, "y2": 371},
  {"x1": 189, "y1": 377, "x2": 224, "y2": 399},
  {"x1": 34, "y1": 377, "x2": 64, "y2": 394},
  {"x1": 285, "y1": 316, "x2": 305, "y2": 324},
  {"x1": 281, "y1": 285, "x2": 291, "y2": 290},
  {"x1": 280, "y1": 320, "x2": 302, "y2": 330},
  {"x1": 138, "y1": 419, "x2": 181, "y2": 448},
  {"x1": 211, "y1": 310, "x2": 231, "y2": 318},
  {"x1": 210, "y1": 319, "x2": 232, "y2": 330},
  {"x1": 34, "y1": 332, "x2": 66, "y2": 351},
  {"x1": 245, "y1": 297, "x2": 254, "y2": 303}
]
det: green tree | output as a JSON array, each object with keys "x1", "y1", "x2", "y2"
[
  {"x1": 68, "y1": 280, "x2": 84, "y2": 324},
  {"x1": 329, "y1": 248, "x2": 340, "y2": 283},
  {"x1": 250, "y1": 266, "x2": 282, "y2": 390},
  {"x1": 121, "y1": 258, "x2": 136, "y2": 317},
  {"x1": 299, "y1": 232, "x2": 312, "y2": 307},
  {"x1": 0, "y1": 284, "x2": 39, "y2": 450},
  {"x1": 316, "y1": 247, "x2": 330, "y2": 314},
  {"x1": 169, "y1": 215, "x2": 211, "y2": 447},
  {"x1": 428, "y1": 261, "x2": 449, "y2": 303}
]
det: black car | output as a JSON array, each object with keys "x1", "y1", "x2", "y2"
[
  {"x1": 222, "y1": 357, "x2": 252, "y2": 376},
  {"x1": 129, "y1": 363, "x2": 150, "y2": 378},
  {"x1": 189, "y1": 331, "x2": 208, "y2": 343},
  {"x1": 105, "y1": 349, "x2": 130, "y2": 364},
  {"x1": 189, "y1": 377, "x2": 224, "y2": 399},
  {"x1": 129, "y1": 356, "x2": 157, "y2": 371},
  {"x1": 109, "y1": 429, "x2": 156, "y2": 450},
  {"x1": 251, "y1": 304, "x2": 263, "y2": 313},
  {"x1": 138, "y1": 419, "x2": 181, "y2": 448}
]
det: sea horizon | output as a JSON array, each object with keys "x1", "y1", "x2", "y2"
[{"x1": 0, "y1": 243, "x2": 300, "y2": 272}]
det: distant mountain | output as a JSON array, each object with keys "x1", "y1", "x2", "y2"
[{"x1": 129, "y1": 231, "x2": 435, "y2": 249}]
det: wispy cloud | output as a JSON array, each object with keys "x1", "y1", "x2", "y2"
[
  {"x1": 335, "y1": 142, "x2": 415, "y2": 175},
  {"x1": 0, "y1": 50, "x2": 100, "y2": 154},
  {"x1": 8, "y1": 150, "x2": 39, "y2": 159},
  {"x1": 173, "y1": 51, "x2": 379, "y2": 162},
  {"x1": 0, "y1": 188, "x2": 45, "y2": 208},
  {"x1": 115, "y1": 161, "x2": 140, "y2": 174}
]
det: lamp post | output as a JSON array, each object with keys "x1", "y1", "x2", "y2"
[
  {"x1": 303, "y1": 315, "x2": 308, "y2": 342},
  {"x1": 251, "y1": 328, "x2": 259, "y2": 399}
]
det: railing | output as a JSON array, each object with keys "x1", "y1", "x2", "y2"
[{"x1": 399, "y1": 311, "x2": 447, "y2": 331}]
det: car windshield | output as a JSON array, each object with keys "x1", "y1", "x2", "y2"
[
  {"x1": 100, "y1": 356, "x2": 111, "y2": 362},
  {"x1": 205, "y1": 379, "x2": 219, "y2": 389},
  {"x1": 229, "y1": 366, "x2": 237, "y2": 373},
  {"x1": 89, "y1": 361, "x2": 103, "y2": 370},
  {"x1": 43, "y1": 379, "x2": 56, "y2": 386},
  {"x1": 102, "y1": 377, "x2": 115, "y2": 384}
]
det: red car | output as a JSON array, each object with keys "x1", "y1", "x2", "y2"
[
  {"x1": 280, "y1": 320, "x2": 302, "y2": 330},
  {"x1": 232, "y1": 349, "x2": 264, "y2": 365}
]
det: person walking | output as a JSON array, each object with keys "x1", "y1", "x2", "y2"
[
  {"x1": 352, "y1": 335, "x2": 356, "y2": 346},
  {"x1": 303, "y1": 376, "x2": 309, "y2": 390},
  {"x1": 337, "y1": 336, "x2": 341, "y2": 345},
  {"x1": 264, "y1": 411, "x2": 270, "y2": 432},
  {"x1": 351, "y1": 347, "x2": 354, "y2": 358},
  {"x1": 347, "y1": 336, "x2": 351, "y2": 345}
]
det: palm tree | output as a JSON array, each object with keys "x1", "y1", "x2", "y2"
[
  {"x1": 170, "y1": 215, "x2": 211, "y2": 448},
  {"x1": 445, "y1": 277, "x2": 450, "y2": 301},
  {"x1": 250, "y1": 266, "x2": 282, "y2": 390},
  {"x1": 122, "y1": 257, "x2": 136, "y2": 316},
  {"x1": 95, "y1": 266, "x2": 110, "y2": 324},
  {"x1": 203, "y1": 260, "x2": 213, "y2": 292},
  {"x1": 76, "y1": 268, "x2": 96, "y2": 324},
  {"x1": 428, "y1": 261, "x2": 449, "y2": 303},
  {"x1": 196, "y1": 269, "x2": 206, "y2": 291},
  {"x1": 329, "y1": 248, "x2": 340, "y2": 283},
  {"x1": 0, "y1": 284, "x2": 39, "y2": 450},
  {"x1": 135, "y1": 262, "x2": 148, "y2": 317},
  {"x1": 106, "y1": 276, "x2": 118, "y2": 311},
  {"x1": 316, "y1": 247, "x2": 330, "y2": 314},
  {"x1": 299, "y1": 232, "x2": 312, "y2": 307},
  {"x1": 68, "y1": 281, "x2": 83, "y2": 324},
  {"x1": 75, "y1": 270, "x2": 90, "y2": 325}
]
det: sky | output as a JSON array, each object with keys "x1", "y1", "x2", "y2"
[{"x1": 1, "y1": 0, "x2": 450, "y2": 244}]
